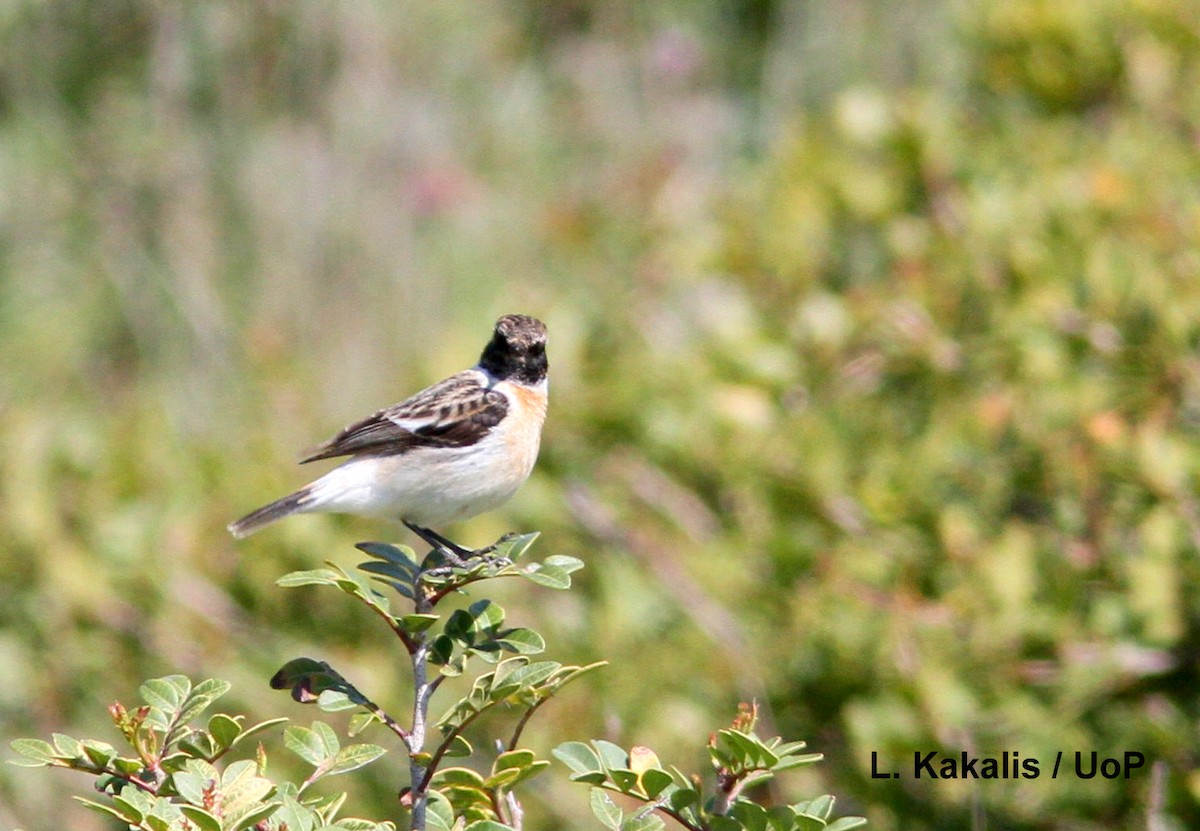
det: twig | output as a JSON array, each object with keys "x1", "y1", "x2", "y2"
[{"x1": 506, "y1": 700, "x2": 545, "y2": 751}]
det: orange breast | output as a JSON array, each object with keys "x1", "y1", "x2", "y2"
[{"x1": 500, "y1": 382, "x2": 548, "y2": 476}]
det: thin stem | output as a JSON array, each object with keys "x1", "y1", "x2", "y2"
[
  {"x1": 407, "y1": 584, "x2": 434, "y2": 831},
  {"x1": 506, "y1": 701, "x2": 543, "y2": 751},
  {"x1": 352, "y1": 691, "x2": 411, "y2": 744},
  {"x1": 597, "y1": 786, "x2": 702, "y2": 831},
  {"x1": 490, "y1": 789, "x2": 508, "y2": 826},
  {"x1": 364, "y1": 602, "x2": 417, "y2": 654},
  {"x1": 427, "y1": 572, "x2": 523, "y2": 605},
  {"x1": 417, "y1": 707, "x2": 488, "y2": 794},
  {"x1": 656, "y1": 805, "x2": 703, "y2": 831},
  {"x1": 503, "y1": 789, "x2": 524, "y2": 831},
  {"x1": 93, "y1": 766, "x2": 160, "y2": 797}
]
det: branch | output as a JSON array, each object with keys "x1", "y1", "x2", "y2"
[
  {"x1": 416, "y1": 706, "x2": 489, "y2": 795},
  {"x1": 596, "y1": 786, "x2": 704, "y2": 831},
  {"x1": 506, "y1": 699, "x2": 544, "y2": 752}
]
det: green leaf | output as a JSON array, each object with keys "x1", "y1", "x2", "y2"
[
  {"x1": 490, "y1": 656, "x2": 533, "y2": 687},
  {"x1": 356, "y1": 560, "x2": 417, "y2": 597},
  {"x1": 140, "y1": 675, "x2": 191, "y2": 715},
  {"x1": 593, "y1": 739, "x2": 630, "y2": 772},
  {"x1": 425, "y1": 789, "x2": 456, "y2": 831},
  {"x1": 318, "y1": 690, "x2": 360, "y2": 712},
  {"x1": 146, "y1": 815, "x2": 172, "y2": 831},
  {"x1": 521, "y1": 554, "x2": 584, "y2": 589},
  {"x1": 482, "y1": 767, "x2": 524, "y2": 789},
  {"x1": 335, "y1": 820, "x2": 398, "y2": 831},
  {"x1": 334, "y1": 564, "x2": 393, "y2": 611},
  {"x1": 639, "y1": 768, "x2": 674, "y2": 798},
  {"x1": 486, "y1": 759, "x2": 550, "y2": 790},
  {"x1": 113, "y1": 757, "x2": 146, "y2": 775},
  {"x1": 731, "y1": 801, "x2": 769, "y2": 831},
  {"x1": 180, "y1": 805, "x2": 223, "y2": 831},
  {"x1": 348, "y1": 712, "x2": 380, "y2": 737},
  {"x1": 9, "y1": 738, "x2": 58, "y2": 766},
  {"x1": 568, "y1": 770, "x2": 608, "y2": 785},
  {"x1": 233, "y1": 717, "x2": 289, "y2": 747},
  {"x1": 712, "y1": 729, "x2": 779, "y2": 771},
  {"x1": 223, "y1": 754, "x2": 272, "y2": 797},
  {"x1": 396, "y1": 613, "x2": 440, "y2": 633},
  {"x1": 230, "y1": 801, "x2": 281, "y2": 831},
  {"x1": 780, "y1": 807, "x2": 815, "y2": 831},
  {"x1": 51, "y1": 733, "x2": 82, "y2": 759},
  {"x1": 120, "y1": 787, "x2": 157, "y2": 814},
  {"x1": 668, "y1": 785, "x2": 700, "y2": 811},
  {"x1": 493, "y1": 749, "x2": 536, "y2": 773},
  {"x1": 622, "y1": 812, "x2": 665, "y2": 831},
  {"x1": 445, "y1": 600, "x2": 506, "y2": 642},
  {"x1": 355, "y1": 541, "x2": 419, "y2": 567},
  {"x1": 175, "y1": 678, "x2": 232, "y2": 727},
  {"x1": 434, "y1": 766, "x2": 488, "y2": 787},
  {"x1": 208, "y1": 713, "x2": 242, "y2": 749},
  {"x1": 772, "y1": 752, "x2": 824, "y2": 772},
  {"x1": 590, "y1": 788, "x2": 623, "y2": 831},
  {"x1": 543, "y1": 661, "x2": 607, "y2": 695},
  {"x1": 740, "y1": 770, "x2": 774, "y2": 792},
  {"x1": 825, "y1": 819, "x2": 869, "y2": 831},
  {"x1": 178, "y1": 732, "x2": 218, "y2": 760},
  {"x1": 520, "y1": 564, "x2": 569, "y2": 589},
  {"x1": 75, "y1": 797, "x2": 139, "y2": 824},
  {"x1": 443, "y1": 734, "x2": 473, "y2": 757},
  {"x1": 326, "y1": 743, "x2": 387, "y2": 776},
  {"x1": 110, "y1": 794, "x2": 145, "y2": 823},
  {"x1": 795, "y1": 794, "x2": 835, "y2": 821},
  {"x1": 308, "y1": 789, "x2": 349, "y2": 822},
  {"x1": 464, "y1": 821, "x2": 517, "y2": 831},
  {"x1": 277, "y1": 568, "x2": 342, "y2": 588},
  {"x1": 173, "y1": 759, "x2": 218, "y2": 804},
  {"x1": 495, "y1": 628, "x2": 545, "y2": 655},
  {"x1": 356, "y1": 559, "x2": 417, "y2": 582},
  {"x1": 274, "y1": 793, "x2": 317, "y2": 831},
  {"x1": 271, "y1": 658, "x2": 350, "y2": 704},
  {"x1": 80, "y1": 740, "x2": 117, "y2": 768},
  {"x1": 490, "y1": 532, "x2": 540, "y2": 561},
  {"x1": 312, "y1": 721, "x2": 340, "y2": 757},
  {"x1": 428, "y1": 634, "x2": 455, "y2": 666},
  {"x1": 771, "y1": 740, "x2": 809, "y2": 757},
  {"x1": 284, "y1": 725, "x2": 329, "y2": 766},
  {"x1": 608, "y1": 768, "x2": 639, "y2": 792},
  {"x1": 552, "y1": 742, "x2": 603, "y2": 776}
]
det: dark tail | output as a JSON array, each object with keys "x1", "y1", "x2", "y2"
[{"x1": 228, "y1": 487, "x2": 313, "y2": 539}]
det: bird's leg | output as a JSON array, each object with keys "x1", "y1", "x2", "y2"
[
  {"x1": 404, "y1": 522, "x2": 472, "y2": 568},
  {"x1": 404, "y1": 522, "x2": 514, "y2": 571}
]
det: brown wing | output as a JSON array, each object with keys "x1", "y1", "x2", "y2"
[{"x1": 300, "y1": 370, "x2": 509, "y2": 463}]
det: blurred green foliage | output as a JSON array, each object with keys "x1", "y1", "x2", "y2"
[{"x1": 2, "y1": 1, "x2": 1200, "y2": 830}]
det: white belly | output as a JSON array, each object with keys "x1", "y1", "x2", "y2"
[{"x1": 303, "y1": 385, "x2": 544, "y2": 527}]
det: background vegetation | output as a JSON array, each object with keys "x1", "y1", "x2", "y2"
[{"x1": 2, "y1": 1, "x2": 1199, "y2": 829}]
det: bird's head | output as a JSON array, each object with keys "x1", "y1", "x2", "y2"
[{"x1": 479, "y1": 314, "x2": 548, "y2": 385}]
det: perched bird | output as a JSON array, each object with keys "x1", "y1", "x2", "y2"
[{"x1": 228, "y1": 314, "x2": 548, "y2": 556}]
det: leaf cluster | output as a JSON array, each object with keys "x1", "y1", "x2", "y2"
[
  {"x1": 10, "y1": 674, "x2": 391, "y2": 831},
  {"x1": 554, "y1": 705, "x2": 866, "y2": 831},
  {"x1": 272, "y1": 532, "x2": 598, "y2": 831}
]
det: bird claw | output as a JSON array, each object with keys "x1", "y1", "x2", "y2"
[{"x1": 405, "y1": 523, "x2": 518, "y2": 576}]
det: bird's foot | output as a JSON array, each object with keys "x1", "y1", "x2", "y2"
[
  {"x1": 470, "y1": 534, "x2": 517, "y2": 570},
  {"x1": 405, "y1": 522, "x2": 511, "y2": 572}
]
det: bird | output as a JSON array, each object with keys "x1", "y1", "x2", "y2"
[{"x1": 228, "y1": 314, "x2": 548, "y2": 559}]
